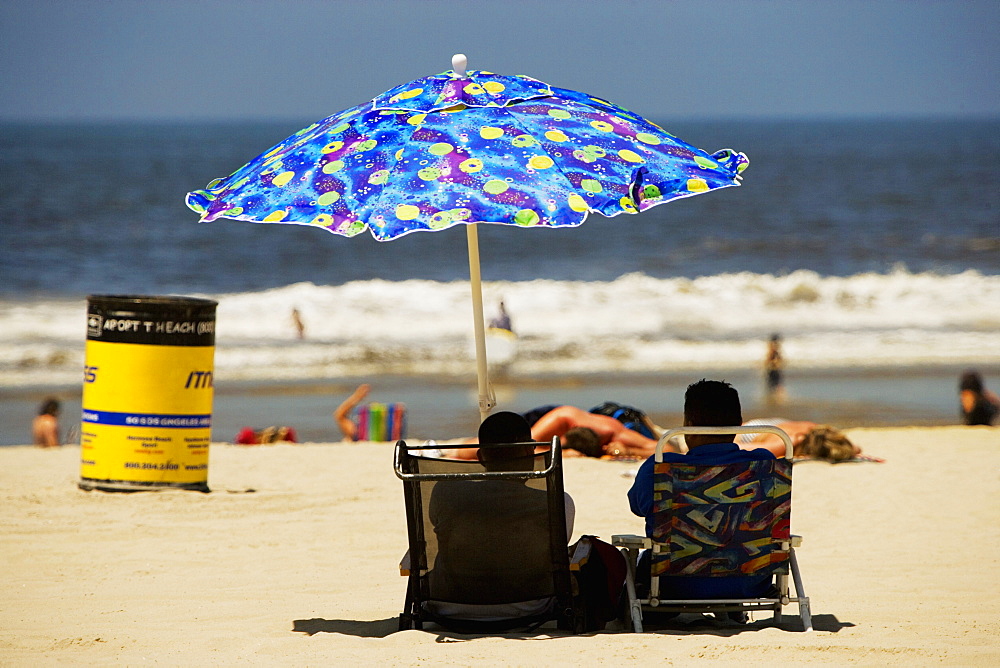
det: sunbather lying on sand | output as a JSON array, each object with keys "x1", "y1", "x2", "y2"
[
  {"x1": 440, "y1": 404, "x2": 660, "y2": 460},
  {"x1": 737, "y1": 418, "x2": 862, "y2": 461},
  {"x1": 528, "y1": 405, "x2": 660, "y2": 458}
]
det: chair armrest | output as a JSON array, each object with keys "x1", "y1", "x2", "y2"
[
  {"x1": 612, "y1": 534, "x2": 651, "y2": 549},
  {"x1": 569, "y1": 538, "x2": 593, "y2": 572},
  {"x1": 780, "y1": 535, "x2": 804, "y2": 551},
  {"x1": 399, "y1": 550, "x2": 411, "y2": 576}
]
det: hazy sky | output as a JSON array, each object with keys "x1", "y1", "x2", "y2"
[{"x1": 2, "y1": 0, "x2": 997, "y2": 122}]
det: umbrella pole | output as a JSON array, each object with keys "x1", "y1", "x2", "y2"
[{"x1": 466, "y1": 223, "x2": 495, "y2": 423}]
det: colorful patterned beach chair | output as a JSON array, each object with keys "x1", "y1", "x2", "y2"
[
  {"x1": 393, "y1": 438, "x2": 589, "y2": 633},
  {"x1": 613, "y1": 426, "x2": 812, "y2": 632}
]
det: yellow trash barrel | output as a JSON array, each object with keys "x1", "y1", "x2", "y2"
[{"x1": 79, "y1": 295, "x2": 217, "y2": 492}]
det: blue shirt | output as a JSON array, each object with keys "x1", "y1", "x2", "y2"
[{"x1": 627, "y1": 441, "x2": 777, "y2": 599}]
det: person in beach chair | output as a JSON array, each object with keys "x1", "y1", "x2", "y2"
[
  {"x1": 333, "y1": 383, "x2": 406, "y2": 442},
  {"x1": 616, "y1": 379, "x2": 812, "y2": 632},
  {"x1": 395, "y1": 411, "x2": 621, "y2": 633}
]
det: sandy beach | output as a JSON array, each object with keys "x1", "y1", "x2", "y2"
[{"x1": 1, "y1": 426, "x2": 998, "y2": 665}]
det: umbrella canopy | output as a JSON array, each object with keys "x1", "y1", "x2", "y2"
[{"x1": 186, "y1": 55, "x2": 748, "y2": 420}]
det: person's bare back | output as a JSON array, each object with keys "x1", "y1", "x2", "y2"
[
  {"x1": 530, "y1": 406, "x2": 657, "y2": 458},
  {"x1": 32, "y1": 414, "x2": 59, "y2": 448}
]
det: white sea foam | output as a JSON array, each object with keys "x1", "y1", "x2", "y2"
[{"x1": 1, "y1": 269, "x2": 998, "y2": 387}]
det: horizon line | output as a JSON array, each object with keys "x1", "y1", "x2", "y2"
[{"x1": 2, "y1": 112, "x2": 999, "y2": 125}]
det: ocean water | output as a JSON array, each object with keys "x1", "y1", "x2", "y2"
[{"x1": 1, "y1": 118, "x2": 998, "y2": 443}]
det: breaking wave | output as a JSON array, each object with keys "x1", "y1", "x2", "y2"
[{"x1": 2, "y1": 268, "x2": 998, "y2": 387}]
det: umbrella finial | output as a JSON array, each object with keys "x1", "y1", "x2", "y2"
[{"x1": 452, "y1": 53, "x2": 468, "y2": 78}]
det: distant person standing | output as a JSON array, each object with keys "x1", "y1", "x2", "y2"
[
  {"x1": 488, "y1": 299, "x2": 513, "y2": 333},
  {"x1": 764, "y1": 333, "x2": 785, "y2": 403},
  {"x1": 291, "y1": 308, "x2": 305, "y2": 339},
  {"x1": 484, "y1": 299, "x2": 518, "y2": 371},
  {"x1": 958, "y1": 370, "x2": 999, "y2": 426},
  {"x1": 32, "y1": 398, "x2": 61, "y2": 448}
]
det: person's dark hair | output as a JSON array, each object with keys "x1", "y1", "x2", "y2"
[
  {"x1": 477, "y1": 411, "x2": 535, "y2": 462},
  {"x1": 478, "y1": 411, "x2": 532, "y2": 444},
  {"x1": 959, "y1": 370, "x2": 984, "y2": 394},
  {"x1": 684, "y1": 379, "x2": 742, "y2": 427},
  {"x1": 562, "y1": 426, "x2": 603, "y2": 458},
  {"x1": 39, "y1": 398, "x2": 60, "y2": 416}
]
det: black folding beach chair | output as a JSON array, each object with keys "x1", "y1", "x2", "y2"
[
  {"x1": 393, "y1": 438, "x2": 588, "y2": 634},
  {"x1": 613, "y1": 426, "x2": 812, "y2": 632}
]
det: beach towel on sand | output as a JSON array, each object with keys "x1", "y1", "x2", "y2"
[{"x1": 793, "y1": 454, "x2": 885, "y2": 464}]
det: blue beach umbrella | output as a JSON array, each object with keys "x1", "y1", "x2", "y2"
[{"x1": 186, "y1": 55, "x2": 748, "y2": 420}]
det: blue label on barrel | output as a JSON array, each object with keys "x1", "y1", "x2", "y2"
[{"x1": 82, "y1": 410, "x2": 212, "y2": 428}]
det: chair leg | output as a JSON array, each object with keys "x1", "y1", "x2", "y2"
[
  {"x1": 789, "y1": 548, "x2": 813, "y2": 632},
  {"x1": 398, "y1": 594, "x2": 415, "y2": 631},
  {"x1": 797, "y1": 597, "x2": 813, "y2": 633},
  {"x1": 619, "y1": 547, "x2": 643, "y2": 633},
  {"x1": 400, "y1": 576, "x2": 419, "y2": 631},
  {"x1": 773, "y1": 571, "x2": 787, "y2": 624}
]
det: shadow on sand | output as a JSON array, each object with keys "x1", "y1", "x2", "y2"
[
  {"x1": 292, "y1": 618, "x2": 398, "y2": 638},
  {"x1": 292, "y1": 613, "x2": 852, "y2": 639},
  {"x1": 638, "y1": 612, "x2": 854, "y2": 635}
]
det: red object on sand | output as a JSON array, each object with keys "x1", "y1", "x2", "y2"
[{"x1": 234, "y1": 427, "x2": 257, "y2": 445}]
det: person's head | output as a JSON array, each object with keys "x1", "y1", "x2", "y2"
[
  {"x1": 39, "y1": 398, "x2": 60, "y2": 417},
  {"x1": 769, "y1": 333, "x2": 781, "y2": 345},
  {"x1": 795, "y1": 425, "x2": 856, "y2": 462},
  {"x1": 477, "y1": 411, "x2": 535, "y2": 465},
  {"x1": 959, "y1": 370, "x2": 984, "y2": 394},
  {"x1": 683, "y1": 379, "x2": 742, "y2": 448},
  {"x1": 684, "y1": 379, "x2": 742, "y2": 427},
  {"x1": 562, "y1": 427, "x2": 603, "y2": 458}
]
